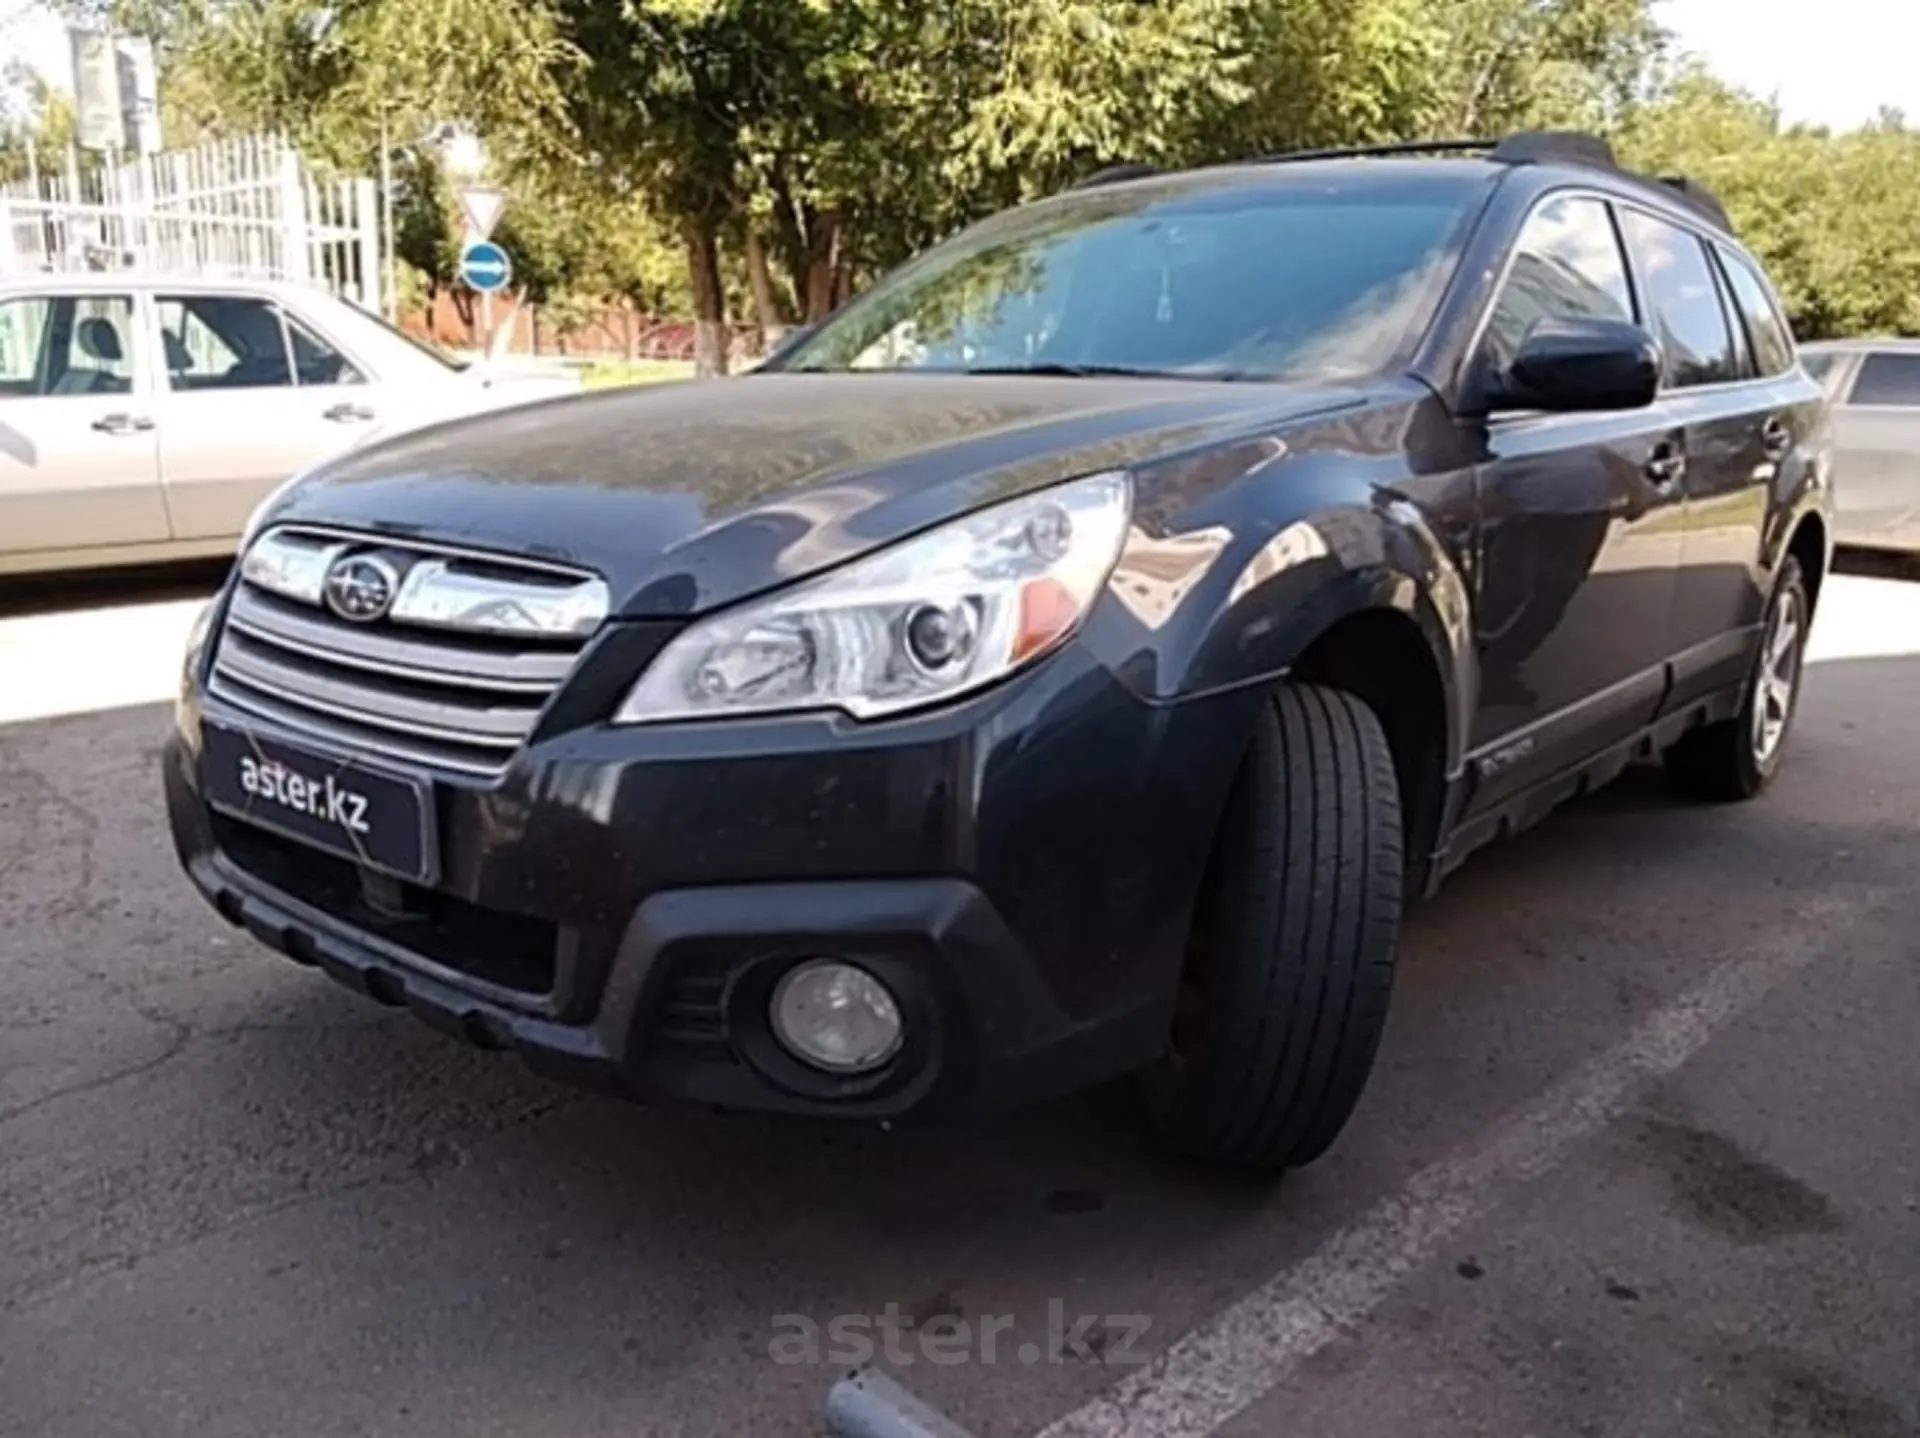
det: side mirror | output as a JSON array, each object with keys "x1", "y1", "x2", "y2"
[{"x1": 1488, "y1": 317, "x2": 1661, "y2": 415}]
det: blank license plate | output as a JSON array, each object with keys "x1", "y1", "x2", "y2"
[{"x1": 200, "y1": 721, "x2": 436, "y2": 884}]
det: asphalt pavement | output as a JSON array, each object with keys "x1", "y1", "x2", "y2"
[{"x1": 1, "y1": 565, "x2": 1916, "y2": 1438}]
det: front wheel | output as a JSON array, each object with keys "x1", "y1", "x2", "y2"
[
  {"x1": 1138, "y1": 684, "x2": 1404, "y2": 1173},
  {"x1": 1665, "y1": 556, "x2": 1810, "y2": 802}
]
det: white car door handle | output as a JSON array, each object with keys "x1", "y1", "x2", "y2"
[
  {"x1": 91, "y1": 412, "x2": 155, "y2": 435},
  {"x1": 323, "y1": 402, "x2": 377, "y2": 423}
]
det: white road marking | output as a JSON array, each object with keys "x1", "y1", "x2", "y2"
[
  {"x1": 1035, "y1": 896, "x2": 1853, "y2": 1438},
  {"x1": 1804, "y1": 571, "x2": 1920, "y2": 665},
  {"x1": 0, "y1": 597, "x2": 208, "y2": 725}
]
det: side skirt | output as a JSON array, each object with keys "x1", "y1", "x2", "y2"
[{"x1": 1423, "y1": 682, "x2": 1745, "y2": 896}]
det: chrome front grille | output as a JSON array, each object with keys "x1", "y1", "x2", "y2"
[{"x1": 208, "y1": 528, "x2": 608, "y2": 778}]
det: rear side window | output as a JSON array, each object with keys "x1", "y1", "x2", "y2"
[
  {"x1": 0, "y1": 295, "x2": 137, "y2": 397},
  {"x1": 286, "y1": 315, "x2": 366, "y2": 385},
  {"x1": 1800, "y1": 352, "x2": 1839, "y2": 385},
  {"x1": 1848, "y1": 352, "x2": 1920, "y2": 407},
  {"x1": 1618, "y1": 210, "x2": 1739, "y2": 388},
  {"x1": 1483, "y1": 195, "x2": 1634, "y2": 370},
  {"x1": 1717, "y1": 249, "x2": 1796, "y2": 377}
]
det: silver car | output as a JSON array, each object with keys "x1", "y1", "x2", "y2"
[
  {"x1": 1801, "y1": 338, "x2": 1920, "y2": 556},
  {"x1": 0, "y1": 274, "x2": 579, "y2": 575}
]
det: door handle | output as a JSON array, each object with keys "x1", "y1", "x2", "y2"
[
  {"x1": 91, "y1": 412, "x2": 155, "y2": 435},
  {"x1": 1645, "y1": 443, "x2": 1687, "y2": 489},
  {"x1": 323, "y1": 402, "x2": 377, "y2": 423},
  {"x1": 1761, "y1": 417, "x2": 1793, "y2": 459}
]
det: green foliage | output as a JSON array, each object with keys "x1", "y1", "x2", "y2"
[
  {"x1": 90, "y1": 0, "x2": 1920, "y2": 343},
  {"x1": 0, "y1": 71, "x2": 76, "y2": 184},
  {"x1": 1619, "y1": 68, "x2": 1920, "y2": 338}
]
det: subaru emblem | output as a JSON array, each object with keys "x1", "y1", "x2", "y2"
[{"x1": 323, "y1": 554, "x2": 400, "y2": 623}]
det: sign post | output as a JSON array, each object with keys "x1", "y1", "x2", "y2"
[{"x1": 458, "y1": 239, "x2": 513, "y2": 354}]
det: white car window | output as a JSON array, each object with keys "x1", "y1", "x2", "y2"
[
  {"x1": 1848, "y1": 352, "x2": 1920, "y2": 408},
  {"x1": 286, "y1": 313, "x2": 367, "y2": 386},
  {"x1": 159, "y1": 295, "x2": 294, "y2": 391},
  {"x1": 0, "y1": 295, "x2": 137, "y2": 397}
]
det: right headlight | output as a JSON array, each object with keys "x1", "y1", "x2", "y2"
[{"x1": 614, "y1": 470, "x2": 1132, "y2": 724}]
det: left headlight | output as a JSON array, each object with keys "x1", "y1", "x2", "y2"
[{"x1": 614, "y1": 470, "x2": 1133, "y2": 725}]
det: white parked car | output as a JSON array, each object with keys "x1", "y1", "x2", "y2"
[{"x1": 0, "y1": 273, "x2": 580, "y2": 575}]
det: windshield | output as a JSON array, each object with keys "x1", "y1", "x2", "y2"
[{"x1": 782, "y1": 171, "x2": 1485, "y2": 382}]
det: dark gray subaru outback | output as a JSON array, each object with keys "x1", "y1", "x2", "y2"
[{"x1": 166, "y1": 133, "x2": 1831, "y2": 1172}]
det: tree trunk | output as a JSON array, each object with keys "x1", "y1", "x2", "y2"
[
  {"x1": 744, "y1": 229, "x2": 789, "y2": 352},
  {"x1": 803, "y1": 208, "x2": 842, "y2": 322},
  {"x1": 685, "y1": 217, "x2": 729, "y2": 377},
  {"x1": 450, "y1": 285, "x2": 476, "y2": 343}
]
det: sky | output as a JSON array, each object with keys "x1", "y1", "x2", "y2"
[
  {"x1": 5, "y1": 0, "x2": 1920, "y2": 134},
  {"x1": 1658, "y1": 0, "x2": 1920, "y2": 130}
]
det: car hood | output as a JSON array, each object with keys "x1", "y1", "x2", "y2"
[{"x1": 273, "y1": 372, "x2": 1362, "y2": 617}]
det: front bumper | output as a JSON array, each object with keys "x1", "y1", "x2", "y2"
[{"x1": 166, "y1": 633, "x2": 1257, "y2": 1119}]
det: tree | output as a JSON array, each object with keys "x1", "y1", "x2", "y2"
[
  {"x1": 1617, "y1": 67, "x2": 1920, "y2": 338},
  {"x1": 0, "y1": 63, "x2": 77, "y2": 185},
  {"x1": 110, "y1": 0, "x2": 1920, "y2": 352}
]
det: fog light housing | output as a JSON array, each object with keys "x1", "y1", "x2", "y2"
[{"x1": 770, "y1": 960, "x2": 904, "y2": 1074}]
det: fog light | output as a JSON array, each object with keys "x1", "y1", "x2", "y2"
[{"x1": 770, "y1": 960, "x2": 904, "y2": 1074}]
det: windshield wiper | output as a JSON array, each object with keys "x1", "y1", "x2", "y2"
[
  {"x1": 963, "y1": 362, "x2": 1266, "y2": 382},
  {"x1": 965, "y1": 362, "x2": 1184, "y2": 379}
]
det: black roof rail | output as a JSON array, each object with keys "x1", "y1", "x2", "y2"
[
  {"x1": 1656, "y1": 175, "x2": 1736, "y2": 234},
  {"x1": 1069, "y1": 131, "x2": 1738, "y2": 235},
  {"x1": 1256, "y1": 138, "x2": 1496, "y2": 164},
  {"x1": 1069, "y1": 163, "x2": 1163, "y2": 190},
  {"x1": 1254, "y1": 130, "x2": 1618, "y2": 171},
  {"x1": 1488, "y1": 130, "x2": 1621, "y2": 169}
]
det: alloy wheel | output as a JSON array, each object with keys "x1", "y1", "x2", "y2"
[{"x1": 1752, "y1": 588, "x2": 1802, "y2": 764}]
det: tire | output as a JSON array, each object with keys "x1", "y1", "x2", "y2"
[
  {"x1": 1664, "y1": 556, "x2": 1810, "y2": 803},
  {"x1": 1139, "y1": 683, "x2": 1404, "y2": 1173}
]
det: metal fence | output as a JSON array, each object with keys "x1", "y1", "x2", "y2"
[{"x1": 0, "y1": 135, "x2": 381, "y2": 310}]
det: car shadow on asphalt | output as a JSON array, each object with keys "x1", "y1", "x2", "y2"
[{"x1": 0, "y1": 558, "x2": 230, "y2": 620}]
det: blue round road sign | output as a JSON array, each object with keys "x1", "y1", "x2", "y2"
[{"x1": 459, "y1": 239, "x2": 512, "y2": 294}]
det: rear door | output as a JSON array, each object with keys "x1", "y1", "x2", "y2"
[
  {"x1": 0, "y1": 290, "x2": 167, "y2": 562},
  {"x1": 1614, "y1": 209, "x2": 1771, "y2": 710},
  {"x1": 1827, "y1": 350, "x2": 1920, "y2": 552},
  {"x1": 154, "y1": 291, "x2": 382, "y2": 540},
  {"x1": 1467, "y1": 193, "x2": 1685, "y2": 808}
]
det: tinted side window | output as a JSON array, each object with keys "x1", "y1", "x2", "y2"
[
  {"x1": 1718, "y1": 249, "x2": 1795, "y2": 377},
  {"x1": 286, "y1": 315, "x2": 366, "y2": 385},
  {"x1": 1484, "y1": 195, "x2": 1634, "y2": 369},
  {"x1": 1619, "y1": 210, "x2": 1738, "y2": 388},
  {"x1": 159, "y1": 295, "x2": 293, "y2": 390},
  {"x1": 0, "y1": 297, "x2": 52, "y2": 395},
  {"x1": 1848, "y1": 352, "x2": 1920, "y2": 407},
  {"x1": 1712, "y1": 259, "x2": 1753, "y2": 378},
  {"x1": 0, "y1": 295, "x2": 135, "y2": 397}
]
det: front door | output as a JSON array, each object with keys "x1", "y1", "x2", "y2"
[
  {"x1": 154, "y1": 292, "x2": 382, "y2": 540},
  {"x1": 1466, "y1": 193, "x2": 1685, "y2": 809},
  {"x1": 0, "y1": 291, "x2": 167, "y2": 562}
]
